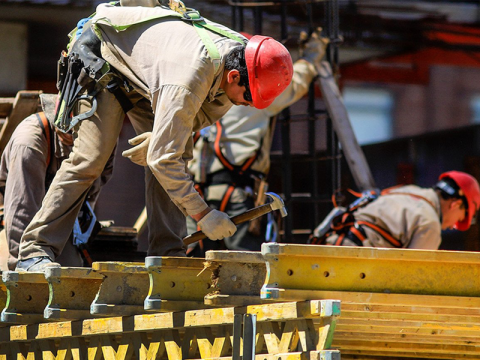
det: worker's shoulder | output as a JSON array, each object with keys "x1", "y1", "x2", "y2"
[
  {"x1": 387, "y1": 185, "x2": 439, "y2": 211},
  {"x1": 93, "y1": 3, "x2": 180, "y2": 26},
  {"x1": 8, "y1": 114, "x2": 46, "y2": 149}
]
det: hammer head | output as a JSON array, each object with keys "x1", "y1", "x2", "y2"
[{"x1": 266, "y1": 192, "x2": 288, "y2": 217}]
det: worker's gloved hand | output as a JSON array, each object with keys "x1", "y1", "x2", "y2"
[
  {"x1": 197, "y1": 209, "x2": 237, "y2": 240},
  {"x1": 122, "y1": 132, "x2": 151, "y2": 166},
  {"x1": 299, "y1": 27, "x2": 330, "y2": 68}
]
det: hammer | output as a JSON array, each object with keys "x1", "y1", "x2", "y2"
[{"x1": 183, "y1": 192, "x2": 287, "y2": 245}]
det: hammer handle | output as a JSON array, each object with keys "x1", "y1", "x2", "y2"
[{"x1": 183, "y1": 203, "x2": 273, "y2": 246}]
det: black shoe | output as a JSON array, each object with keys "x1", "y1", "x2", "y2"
[{"x1": 15, "y1": 256, "x2": 60, "y2": 272}]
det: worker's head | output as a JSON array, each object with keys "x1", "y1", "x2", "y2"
[
  {"x1": 223, "y1": 36, "x2": 293, "y2": 109},
  {"x1": 435, "y1": 171, "x2": 480, "y2": 230}
]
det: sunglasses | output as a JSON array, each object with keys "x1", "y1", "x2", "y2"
[{"x1": 244, "y1": 86, "x2": 252, "y2": 102}]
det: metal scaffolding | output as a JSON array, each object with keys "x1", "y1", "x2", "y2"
[{"x1": 229, "y1": 0, "x2": 342, "y2": 243}]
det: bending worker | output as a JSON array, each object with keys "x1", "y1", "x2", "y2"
[
  {"x1": 319, "y1": 171, "x2": 480, "y2": 249},
  {"x1": 186, "y1": 30, "x2": 329, "y2": 255},
  {"x1": 0, "y1": 94, "x2": 113, "y2": 271},
  {"x1": 15, "y1": 1, "x2": 293, "y2": 272}
]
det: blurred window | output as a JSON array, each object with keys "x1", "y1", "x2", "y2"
[
  {"x1": 343, "y1": 87, "x2": 394, "y2": 145},
  {"x1": 470, "y1": 94, "x2": 480, "y2": 124}
]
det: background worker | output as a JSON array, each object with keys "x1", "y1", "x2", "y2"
[
  {"x1": 319, "y1": 171, "x2": 480, "y2": 249},
  {"x1": 16, "y1": 2, "x2": 293, "y2": 272},
  {"x1": 0, "y1": 94, "x2": 113, "y2": 271},
  {"x1": 186, "y1": 30, "x2": 329, "y2": 256}
]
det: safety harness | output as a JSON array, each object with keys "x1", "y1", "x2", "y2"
[
  {"x1": 195, "y1": 121, "x2": 264, "y2": 213},
  {"x1": 311, "y1": 187, "x2": 438, "y2": 248},
  {"x1": 54, "y1": 1, "x2": 244, "y2": 133}
]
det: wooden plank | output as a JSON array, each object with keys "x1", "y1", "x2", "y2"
[
  {"x1": 334, "y1": 339, "x2": 480, "y2": 356},
  {"x1": 341, "y1": 351, "x2": 479, "y2": 360},
  {"x1": 0, "y1": 98, "x2": 14, "y2": 119},
  {"x1": 144, "y1": 256, "x2": 211, "y2": 312},
  {"x1": 333, "y1": 331, "x2": 480, "y2": 346},
  {"x1": 0, "y1": 91, "x2": 41, "y2": 155}
]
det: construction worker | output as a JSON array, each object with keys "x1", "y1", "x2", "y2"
[
  {"x1": 185, "y1": 30, "x2": 329, "y2": 255},
  {"x1": 0, "y1": 94, "x2": 113, "y2": 271},
  {"x1": 318, "y1": 171, "x2": 480, "y2": 249},
  {"x1": 15, "y1": 2, "x2": 293, "y2": 272}
]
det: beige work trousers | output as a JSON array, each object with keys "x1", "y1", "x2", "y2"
[{"x1": 19, "y1": 89, "x2": 187, "y2": 262}]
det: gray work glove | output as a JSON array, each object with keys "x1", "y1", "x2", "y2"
[
  {"x1": 299, "y1": 27, "x2": 330, "y2": 68},
  {"x1": 197, "y1": 209, "x2": 237, "y2": 240},
  {"x1": 122, "y1": 132, "x2": 151, "y2": 167}
]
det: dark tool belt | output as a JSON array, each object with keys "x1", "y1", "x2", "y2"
[
  {"x1": 205, "y1": 169, "x2": 264, "y2": 189},
  {"x1": 55, "y1": 26, "x2": 133, "y2": 133}
]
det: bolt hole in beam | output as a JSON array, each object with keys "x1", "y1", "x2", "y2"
[
  {"x1": 170, "y1": 282, "x2": 175, "y2": 288},
  {"x1": 360, "y1": 273, "x2": 366, "y2": 279},
  {"x1": 287, "y1": 269, "x2": 293, "y2": 276},
  {"x1": 70, "y1": 291, "x2": 75, "y2": 297},
  {"x1": 324, "y1": 271, "x2": 329, "y2": 277},
  {"x1": 25, "y1": 295, "x2": 32, "y2": 301}
]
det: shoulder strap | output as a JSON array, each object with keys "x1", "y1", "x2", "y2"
[
  {"x1": 93, "y1": 7, "x2": 243, "y2": 74},
  {"x1": 35, "y1": 112, "x2": 53, "y2": 168}
]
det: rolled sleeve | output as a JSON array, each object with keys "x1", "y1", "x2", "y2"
[{"x1": 148, "y1": 84, "x2": 209, "y2": 216}]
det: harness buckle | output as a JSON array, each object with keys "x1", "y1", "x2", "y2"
[{"x1": 182, "y1": 10, "x2": 204, "y2": 23}]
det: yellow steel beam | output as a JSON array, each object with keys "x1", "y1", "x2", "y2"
[
  {"x1": 204, "y1": 250, "x2": 268, "y2": 307},
  {"x1": 144, "y1": 256, "x2": 211, "y2": 312},
  {"x1": 44, "y1": 267, "x2": 104, "y2": 320},
  {"x1": 1, "y1": 271, "x2": 48, "y2": 324},
  {"x1": 261, "y1": 243, "x2": 480, "y2": 299},
  {"x1": 90, "y1": 262, "x2": 149, "y2": 316}
]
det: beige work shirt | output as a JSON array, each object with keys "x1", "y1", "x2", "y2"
[
  {"x1": 189, "y1": 60, "x2": 316, "y2": 187},
  {"x1": 91, "y1": 4, "x2": 244, "y2": 216},
  {"x1": 327, "y1": 185, "x2": 442, "y2": 249}
]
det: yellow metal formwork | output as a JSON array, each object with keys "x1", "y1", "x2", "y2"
[
  {"x1": 260, "y1": 243, "x2": 480, "y2": 359},
  {"x1": 1, "y1": 271, "x2": 49, "y2": 324},
  {"x1": 0, "y1": 300, "x2": 340, "y2": 360},
  {"x1": 91, "y1": 262, "x2": 150, "y2": 316},
  {"x1": 144, "y1": 257, "x2": 211, "y2": 312},
  {"x1": 203, "y1": 251, "x2": 269, "y2": 307},
  {"x1": 44, "y1": 267, "x2": 104, "y2": 320},
  {"x1": 261, "y1": 243, "x2": 480, "y2": 298}
]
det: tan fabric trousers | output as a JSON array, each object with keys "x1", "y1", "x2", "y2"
[{"x1": 19, "y1": 89, "x2": 187, "y2": 261}]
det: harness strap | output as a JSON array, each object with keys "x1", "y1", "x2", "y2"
[
  {"x1": 35, "y1": 112, "x2": 53, "y2": 168},
  {"x1": 357, "y1": 220, "x2": 403, "y2": 248},
  {"x1": 219, "y1": 185, "x2": 235, "y2": 212},
  {"x1": 214, "y1": 121, "x2": 262, "y2": 176},
  {"x1": 193, "y1": 131, "x2": 201, "y2": 146},
  {"x1": 106, "y1": 77, "x2": 134, "y2": 113}
]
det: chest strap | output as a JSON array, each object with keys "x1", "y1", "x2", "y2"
[{"x1": 213, "y1": 120, "x2": 263, "y2": 178}]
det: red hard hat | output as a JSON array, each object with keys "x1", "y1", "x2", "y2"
[
  {"x1": 240, "y1": 32, "x2": 253, "y2": 40},
  {"x1": 439, "y1": 171, "x2": 480, "y2": 230},
  {"x1": 245, "y1": 36, "x2": 293, "y2": 109}
]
